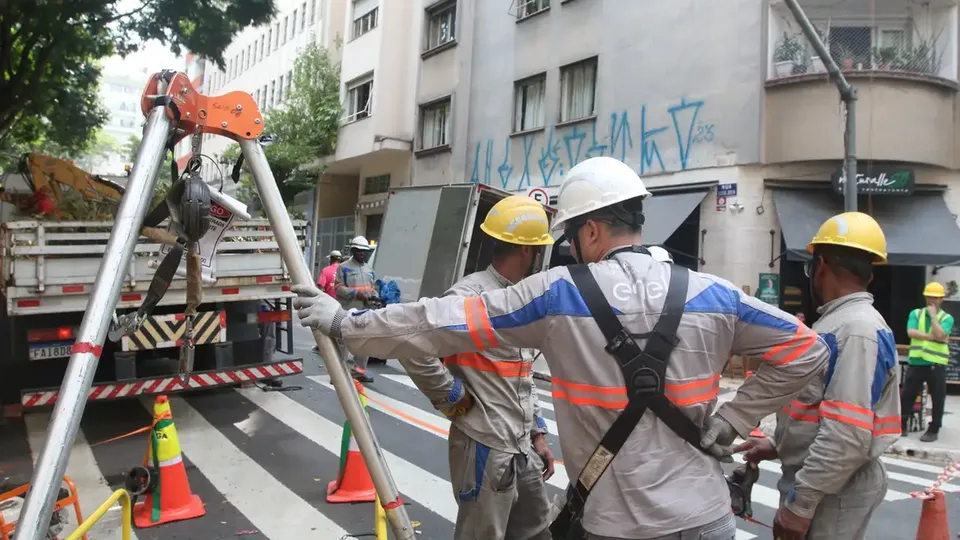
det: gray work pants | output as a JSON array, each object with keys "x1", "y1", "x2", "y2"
[
  {"x1": 449, "y1": 425, "x2": 551, "y2": 540},
  {"x1": 336, "y1": 339, "x2": 369, "y2": 371},
  {"x1": 586, "y1": 514, "x2": 737, "y2": 540},
  {"x1": 778, "y1": 458, "x2": 887, "y2": 540}
]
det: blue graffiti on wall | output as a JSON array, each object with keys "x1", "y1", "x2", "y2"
[{"x1": 470, "y1": 97, "x2": 715, "y2": 189}]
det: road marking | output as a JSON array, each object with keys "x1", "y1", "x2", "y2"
[
  {"x1": 731, "y1": 454, "x2": 911, "y2": 501},
  {"x1": 25, "y1": 413, "x2": 138, "y2": 540},
  {"x1": 885, "y1": 471, "x2": 958, "y2": 492},
  {"x1": 153, "y1": 396, "x2": 347, "y2": 538},
  {"x1": 736, "y1": 530, "x2": 758, "y2": 540},
  {"x1": 380, "y1": 373, "x2": 559, "y2": 433},
  {"x1": 881, "y1": 456, "x2": 953, "y2": 475},
  {"x1": 242, "y1": 380, "x2": 460, "y2": 522}
]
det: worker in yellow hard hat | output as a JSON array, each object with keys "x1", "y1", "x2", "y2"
[
  {"x1": 735, "y1": 211, "x2": 900, "y2": 540},
  {"x1": 398, "y1": 195, "x2": 555, "y2": 540},
  {"x1": 901, "y1": 280, "x2": 953, "y2": 443}
]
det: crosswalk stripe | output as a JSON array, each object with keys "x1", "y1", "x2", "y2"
[
  {"x1": 243, "y1": 380, "x2": 460, "y2": 522},
  {"x1": 24, "y1": 413, "x2": 138, "y2": 540},
  {"x1": 881, "y1": 456, "x2": 951, "y2": 475},
  {"x1": 379, "y1": 372, "x2": 560, "y2": 434},
  {"x1": 152, "y1": 396, "x2": 348, "y2": 538}
]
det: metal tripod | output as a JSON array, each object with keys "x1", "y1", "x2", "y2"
[{"x1": 13, "y1": 70, "x2": 414, "y2": 540}]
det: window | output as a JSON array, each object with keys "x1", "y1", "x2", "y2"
[
  {"x1": 559, "y1": 57, "x2": 597, "y2": 122},
  {"x1": 344, "y1": 76, "x2": 373, "y2": 122},
  {"x1": 255, "y1": 88, "x2": 261, "y2": 104},
  {"x1": 425, "y1": 1, "x2": 456, "y2": 51},
  {"x1": 364, "y1": 174, "x2": 391, "y2": 195},
  {"x1": 517, "y1": 0, "x2": 549, "y2": 19},
  {"x1": 262, "y1": 84, "x2": 268, "y2": 105},
  {"x1": 268, "y1": 28, "x2": 273, "y2": 54},
  {"x1": 292, "y1": 10, "x2": 298, "y2": 36},
  {"x1": 277, "y1": 75, "x2": 284, "y2": 102},
  {"x1": 301, "y1": 3, "x2": 308, "y2": 30},
  {"x1": 353, "y1": 0, "x2": 379, "y2": 39},
  {"x1": 513, "y1": 74, "x2": 545, "y2": 131},
  {"x1": 247, "y1": 45, "x2": 253, "y2": 68},
  {"x1": 274, "y1": 22, "x2": 280, "y2": 49},
  {"x1": 286, "y1": 71, "x2": 293, "y2": 96},
  {"x1": 269, "y1": 80, "x2": 276, "y2": 106},
  {"x1": 419, "y1": 98, "x2": 451, "y2": 149},
  {"x1": 309, "y1": 0, "x2": 316, "y2": 24},
  {"x1": 260, "y1": 36, "x2": 266, "y2": 60},
  {"x1": 283, "y1": 16, "x2": 289, "y2": 43}
]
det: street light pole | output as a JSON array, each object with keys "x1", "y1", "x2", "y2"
[{"x1": 783, "y1": 0, "x2": 858, "y2": 211}]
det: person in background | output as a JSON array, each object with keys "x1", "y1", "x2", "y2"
[
  {"x1": 901, "y1": 281, "x2": 954, "y2": 442},
  {"x1": 335, "y1": 236, "x2": 378, "y2": 383},
  {"x1": 312, "y1": 250, "x2": 343, "y2": 353},
  {"x1": 734, "y1": 212, "x2": 900, "y2": 539}
]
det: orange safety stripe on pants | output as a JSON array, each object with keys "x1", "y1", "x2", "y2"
[
  {"x1": 762, "y1": 324, "x2": 818, "y2": 366},
  {"x1": 445, "y1": 352, "x2": 532, "y2": 378},
  {"x1": 463, "y1": 297, "x2": 499, "y2": 350}
]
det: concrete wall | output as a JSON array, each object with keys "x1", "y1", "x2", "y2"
[
  {"x1": 316, "y1": 174, "x2": 360, "y2": 218},
  {"x1": 458, "y1": 0, "x2": 763, "y2": 192}
]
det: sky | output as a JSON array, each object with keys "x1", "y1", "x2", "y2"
[{"x1": 101, "y1": 41, "x2": 183, "y2": 79}]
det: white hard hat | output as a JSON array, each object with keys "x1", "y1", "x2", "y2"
[
  {"x1": 551, "y1": 157, "x2": 651, "y2": 232},
  {"x1": 647, "y1": 245, "x2": 673, "y2": 263},
  {"x1": 329, "y1": 250, "x2": 342, "y2": 258},
  {"x1": 348, "y1": 235, "x2": 374, "y2": 250}
]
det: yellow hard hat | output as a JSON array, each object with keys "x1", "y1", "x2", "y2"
[
  {"x1": 806, "y1": 211, "x2": 887, "y2": 264},
  {"x1": 480, "y1": 195, "x2": 554, "y2": 246},
  {"x1": 923, "y1": 282, "x2": 946, "y2": 298}
]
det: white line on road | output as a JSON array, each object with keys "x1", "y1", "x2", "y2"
[
  {"x1": 152, "y1": 396, "x2": 348, "y2": 538},
  {"x1": 25, "y1": 413, "x2": 139, "y2": 540},
  {"x1": 241, "y1": 381, "x2": 460, "y2": 522}
]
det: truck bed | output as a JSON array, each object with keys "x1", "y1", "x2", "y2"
[{"x1": 1, "y1": 219, "x2": 308, "y2": 315}]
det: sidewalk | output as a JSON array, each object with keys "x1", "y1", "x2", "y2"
[{"x1": 533, "y1": 361, "x2": 960, "y2": 463}]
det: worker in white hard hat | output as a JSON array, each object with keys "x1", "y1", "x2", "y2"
[
  {"x1": 400, "y1": 195, "x2": 556, "y2": 540},
  {"x1": 333, "y1": 235, "x2": 378, "y2": 382},
  {"x1": 291, "y1": 156, "x2": 828, "y2": 539},
  {"x1": 646, "y1": 245, "x2": 674, "y2": 263}
]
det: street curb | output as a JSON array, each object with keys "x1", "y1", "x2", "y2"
[
  {"x1": 884, "y1": 442, "x2": 960, "y2": 464},
  {"x1": 533, "y1": 370, "x2": 551, "y2": 382}
]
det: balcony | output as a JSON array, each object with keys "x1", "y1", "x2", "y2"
[
  {"x1": 766, "y1": 0, "x2": 958, "y2": 85},
  {"x1": 764, "y1": 0, "x2": 960, "y2": 168}
]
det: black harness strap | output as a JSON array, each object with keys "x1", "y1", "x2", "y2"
[{"x1": 552, "y1": 251, "x2": 705, "y2": 539}]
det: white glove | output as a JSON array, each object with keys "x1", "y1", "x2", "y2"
[
  {"x1": 291, "y1": 284, "x2": 344, "y2": 335},
  {"x1": 699, "y1": 413, "x2": 736, "y2": 463}
]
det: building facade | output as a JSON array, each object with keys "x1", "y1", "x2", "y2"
[{"x1": 92, "y1": 68, "x2": 152, "y2": 175}]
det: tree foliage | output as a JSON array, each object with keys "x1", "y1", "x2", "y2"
[
  {"x1": 221, "y1": 42, "x2": 341, "y2": 207},
  {"x1": 0, "y1": 0, "x2": 277, "y2": 169}
]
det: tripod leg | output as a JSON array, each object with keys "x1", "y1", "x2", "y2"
[
  {"x1": 14, "y1": 104, "x2": 173, "y2": 540},
  {"x1": 239, "y1": 139, "x2": 415, "y2": 540}
]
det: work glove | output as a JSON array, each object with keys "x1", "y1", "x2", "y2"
[
  {"x1": 699, "y1": 414, "x2": 736, "y2": 463},
  {"x1": 291, "y1": 284, "x2": 344, "y2": 335}
]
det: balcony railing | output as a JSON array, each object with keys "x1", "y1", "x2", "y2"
[{"x1": 766, "y1": 0, "x2": 958, "y2": 83}]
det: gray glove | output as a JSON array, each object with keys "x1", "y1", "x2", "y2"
[
  {"x1": 291, "y1": 284, "x2": 343, "y2": 335},
  {"x1": 699, "y1": 413, "x2": 736, "y2": 463}
]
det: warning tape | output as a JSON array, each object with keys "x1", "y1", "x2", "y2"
[
  {"x1": 0, "y1": 424, "x2": 152, "y2": 474},
  {"x1": 909, "y1": 458, "x2": 960, "y2": 500}
]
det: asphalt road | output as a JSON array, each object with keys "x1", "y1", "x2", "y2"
[{"x1": 0, "y1": 325, "x2": 956, "y2": 539}]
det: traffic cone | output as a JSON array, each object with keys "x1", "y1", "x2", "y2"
[
  {"x1": 133, "y1": 395, "x2": 206, "y2": 528},
  {"x1": 915, "y1": 490, "x2": 950, "y2": 540},
  {"x1": 749, "y1": 426, "x2": 766, "y2": 438},
  {"x1": 327, "y1": 381, "x2": 376, "y2": 503}
]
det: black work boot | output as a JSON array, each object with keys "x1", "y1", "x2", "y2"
[
  {"x1": 920, "y1": 429, "x2": 939, "y2": 443},
  {"x1": 352, "y1": 368, "x2": 374, "y2": 384}
]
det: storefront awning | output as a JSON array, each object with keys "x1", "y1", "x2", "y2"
[
  {"x1": 556, "y1": 188, "x2": 710, "y2": 255},
  {"x1": 772, "y1": 188, "x2": 960, "y2": 266}
]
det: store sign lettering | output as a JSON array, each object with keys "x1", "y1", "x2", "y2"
[{"x1": 831, "y1": 167, "x2": 915, "y2": 195}]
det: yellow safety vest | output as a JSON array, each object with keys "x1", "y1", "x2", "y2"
[{"x1": 908, "y1": 308, "x2": 951, "y2": 366}]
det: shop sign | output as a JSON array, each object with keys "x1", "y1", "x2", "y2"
[
  {"x1": 831, "y1": 167, "x2": 915, "y2": 195},
  {"x1": 717, "y1": 183, "x2": 738, "y2": 197},
  {"x1": 758, "y1": 273, "x2": 780, "y2": 305}
]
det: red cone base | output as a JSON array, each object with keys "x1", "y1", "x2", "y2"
[
  {"x1": 326, "y1": 450, "x2": 376, "y2": 503},
  {"x1": 915, "y1": 490, "x2": 950, "y2": 540},
  {"x1": 133, "y1": 461, "x2": 205, "y2": 528}
]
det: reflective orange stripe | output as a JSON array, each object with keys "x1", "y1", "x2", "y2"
[
  {"x1": 551, "y1": 377, "x2": 627, "y2": 409},
  {"x1": 872, "y1": 415, "x2": 902, "y2": 436},
  {"x1": 820, "y1": 400, "x2": 874, "y2": 431},
  {"x1": 446, "y1": 352, "x2": 532, "y2": 378},
  {"x1": 762, "y1": 325, "x2": 818, "y2": 366},
  {"x1": 784, "y1": 400, "x2": 819, "y2": 422},
  {"x1": 349, "y1": 285, "x2": 375, "y2": 292},
  {"x1": 664, "y1": 374, "x2": 720, "y2": 406},
  {"x1": 464, "y1": 297, "x2": 499, "y2": 350}
]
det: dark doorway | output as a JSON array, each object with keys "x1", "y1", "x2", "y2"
[
  {"x1": 663, "y1": 205, "x2": 702, "y2": 271},
  {"x1": 365, "y1": 213, "x2": 383, "y2": 243}
]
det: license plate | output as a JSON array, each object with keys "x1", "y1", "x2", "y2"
[{"x1": 29, "y1": 343, "x2": 73, "y2": 361}]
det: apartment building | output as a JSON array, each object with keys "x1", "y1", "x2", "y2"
[{"x1": 318, "y1": 0, "x2": 960, "y2": 340}]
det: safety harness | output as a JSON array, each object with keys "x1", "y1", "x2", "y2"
[{"x1": 550, "y1": 246, "x2": 755, "y2": 539}]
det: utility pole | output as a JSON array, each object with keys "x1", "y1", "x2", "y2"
[{"x1": 783, "y1": 0, "x2": 858, "y2": 212}]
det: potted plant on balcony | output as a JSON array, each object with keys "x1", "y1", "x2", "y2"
[
  {"x1": 872, "y1": 46, "x2": 898, "y2": 70},
  {"x1": 830, "y1": 44, "x2": 855, "y2": 70},
  {"x1": 773, "y1": 32, "x2": 803, "y2": 77}
]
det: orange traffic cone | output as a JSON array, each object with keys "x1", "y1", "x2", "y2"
[
  {"x1": 749, "y1": 427, "x2": 766, "y2": 438},
  {"x1": 133, "y1": 395, "x2": 206, "y2": 528},
  {"x1": 327, "y1": 381, "x2": 376, "y2": 503},
  {"x1": 915, "y1": 490, "x2": 950, "y2": 540}
]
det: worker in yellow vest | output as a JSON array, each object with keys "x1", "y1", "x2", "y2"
[{"x1": 901, "y1": 281, "x2": 954, "y2": 442}]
